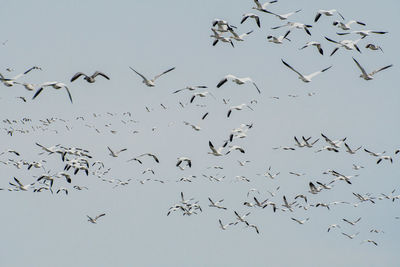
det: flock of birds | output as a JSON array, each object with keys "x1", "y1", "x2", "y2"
[{"x1": 0, "y1": 0, "x2": 398, "y2": 248}]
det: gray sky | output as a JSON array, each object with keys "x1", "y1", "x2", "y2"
[{"x1": 0, "y1": 0, "x2": 399, "y2": 266}]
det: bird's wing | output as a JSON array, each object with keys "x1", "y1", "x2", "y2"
[
  {"x1": 14, "y1": 177, "x2": 23, "y2": 186},
  {"x1": 95, "y1": 213, "x2": 106, "y2": 220},
  {"x1": 281, "y1": 59, "x2": 304, "y2": 79},
  {"x1": 352, "y1": 58, "x2": 368, "y2": 76},
  {"x1": 32, "y1": 87, "x2": 44, "y2": 100},
  {"x1": 153, "y1": 67, "x2": 175, "y2": 81},
  {"x1": 129, "y1": 67, "x2": 148, "y2": 81},
  {"x1": 307, "y1": 66, "x2": 332, "y2": 79},
  {"x1": 252, "y1": 82, "x2": 261, "y2": 94},
  {"x1": 93, "y1": 71, "x2": 110, "y2": 80},
  {"x1": 217, "y1": 77, "x2": 229, "y2": 88},
  {"x1": 369, "y1": 64, "x2": 393, "y2": 76},
  {"x1": 291, "y1": 217, "x2": 301, "y2": 224},
  {"x1": 70, "y1": 72, "x2": 86, "y2": 82},
  {"x1": 209, "y1": 141, "x2": 218, "y2": 154},
  {"x1": 64, "y1": 86, "x2": 73, "y2": 103},
  {"x1": 314, "y1": 12, "x2": 321, "y2": 22},
  {"x1": 325, "y1": 36, "x2": 340, "y2": 44}
]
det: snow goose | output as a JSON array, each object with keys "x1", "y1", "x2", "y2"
[
  {"x1": 281, "y1": 59, "x2": 332, "y2": 82},
  {"x1": 32, "y1": 82, "x2": 73, "y2": 103},
  {"x1": 299, "y1": 41, "x2": 323, "y2": 55},
  {"x1": 325, "y1": 36, "x2": 362, "y2": 56},
  {"x1": 267, "y1": 30, "x2": 291, "y2": 44},
  {"x1": 217, "y1": 74, "x2": 260, "y2": 93},
  {"x1": 314, "y1": 9, "x2": 344, "y2": 22},
  {"x1": 129, "y1": 66, "x2": 175, "y2": 87},
  {"x1": 352, "y1": 57, "x2": 392, "y2": 80},
  {"x1": 252, "y1": 0, "x2": 278, "y2": 13},
  {"x1": 333, "y1": 20, "x2": 365, "y2": 30},
  {"x1": 241, "y1": 13, "x2": 260, "y2": 28}
]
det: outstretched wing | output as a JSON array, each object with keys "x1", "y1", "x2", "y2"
[
  {"x1": 352, "y1": 58, "x2": 368, "y2": 76},
  {"x1": 153, "y1": 67, "x2": 175, "y2": 81},
  {"x1": 281, "y1": 59, "x2": 304, "y2": 79},
  {"x1": 93, "y1": 71, "x2": 110, "y2": 80},
  {"x1": 129, "y1": 67, "x2": 148, "y2": 82},
  {"x1": 369, "y1": 64, "x2": 393, "y2": 76},
  {"x1": 70, "y1": 72, "x2": 86, "y2": 82}
]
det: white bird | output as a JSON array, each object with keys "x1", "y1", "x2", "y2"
[
  {"x1": 364, "y1": 148, "x2": 385, "y2": 157},
  {"x1": 252, "y1": 0, "x2": 278, "y2": 13},
  {"x1": 264, "y1": 9, "x2": 302, "y2": 20},
  {"x1": 129, "y1": 66, "x2": 175, "y2": 87},
  {"x1": 333, "y1": 20, "x2": 366, "y2": 30},
  {"x1": 87, "y1": 213, "x2": 106, "y2": 224},
  {"x1": 241, "y1": 13, "x2": 260, "y2": 27},
  {"x1": 325, "y1": 37, "x2": 362, "y2": 56},
  {"x1": 271, "y1": 22, "x2": 312, "y2": 36},
  {"x1": 107, "y1": 146, "x2": 127, "y2": 157},
  {"x1": 361, "y1": 239, "x2": 378, "y2": 246},
  {"x1": 0, "y1": 66, "x2": 40, "y2": 87},
  {"x1": 337, "y1": 30, "x2": 388, "y2": 39},
  {"x1": 32, "y1": 82, "x2": 73, "y2": 103},
  {"x1": 229, "y1": 29, "x2": 254, "y2": 41},
  {"x1": 377, "y1": 155, "x2": 393, "y2": 164},
  {"x1": 208, "y1": 141, "x2": 224, "y2": 156},
  {"x1": 234, "y1": 211, "x2": 251, "y2": 222},
  {"x1": 352, "y1": 57, "x2": 393, "y2": 80},
  {"x1": 225, "y1": 145, "x2": 245, "y2": 155},
  {"x1": 291, "y1": 217, "x2": 309, "y2": 224},
  {"x1": 245, "y1": 221, "x2": 260, "y2": 234},
  {"x1": 183, "y1": 121, "x2": 201, "y2": 131},
  {"x1": 176, "y1": 157, "x2": 192, "y2": 168},
  {"x1": 299, "y1": 41, "x2": 323, "y2": 55},
  {"x1": 9, "y1": 177, "x2": 34, "y2": 191},
  {"x1": 282, "y1": 195, "x2": 295, "y2": 212},
  {"x1": 343, "y1": 217, "x2": 361, "y2": 226},
  {"x1": 321, "y1": 133, "x2": 346, "y2": 148},
  {"x1": 209, "y1": 198, "x2": 227, "y2": 210},
  {"x1": 281, "y1": 59, "x2": 332, "y2": 82},
  {"x1": 135, "y1": 153, "x2": 160, "y2": 163},
  {"x1": 190, "y1": 91, "x2": 216, "y2": 103},
  {"x1": 70, "y1": 71, "x2": 110, "y2": 83},
  {"x1": 365, "y1": 43, "x2": 383, "y2": 53},
  {"x1": 227, "y1": 103, "x2": 254, "y2": 118},
  {"x1": 267, "y1": 30, "x2": 291, "y2": 44},
  {"x1": 344, "y1": 143, "x2": 362, "y2": 154},
  {"x1": 219, "y1": 219, "x2": 237, "y2": 230},
  {"x1": 210, "y1": 29, "x2": 234, "y2": 47},
  {"x1": 314, "y1": 9, "x2": 344, "y2": 22},
  {"x1": 217, "y1": 74, "x2": 260, "y2": 94},
  {"x1": 342, "y1": 232, "x2": 359, "y2": 239},
  {"x1": 352, "y1": 164, "x2": 364, "y2": 170},
  {"x1": 173, "y1": 85, "x2": 207, "y2": 94},
  {"x1": 327, "y1": 224, "x2": 341, "y2": 232}
]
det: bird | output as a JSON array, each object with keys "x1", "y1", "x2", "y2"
[
  {"x1": 244, "y1": 221, "x2": 260, "y2": 234},
  {"x1": 377, "y1": 155, "x2": 393, "y2": 164},
  {"x1": 364, "y1": 148, "x2": 386, "y2": 157},
  {"x1": 264, "y1": 9, "x2": 302, "y2": 20},
  {"x1": 107, "y1": 146, "x2": 127, "y2": 157},
  {"x1": 219, "y1": 219, "x2": 237, "y2": 230},
  {"x1": 210, "y1": 29, "x2": 234, "y2": 47},
  {"x1": 225, "y1": 145, "x2": 245, "y2": 154},
  {"x1": 208, "y1": 198, "x2": 227, "y2": 210},
  {"x1": 267, "y1": 30, "x2": 291, "y2": 44},
  {"x1": 365, "y1": 43, "x2": 384, "y2": 53},
  {"x1": 327, "y1": 224, "x2": 341, "y2": 232},
  {"x1": 229, "y1": 29, "x2": 254, "y2": 42},
  {"x1": 0, "y1": 66, "x2": 41, "y2": 87},
  {"x1": 314, "y1": 10, "x2": 344, "y2": 22},
  {"x1": 361, "y1": 239, "x2": 378, "y2": 246},
  {"x1": 299, "y1": 41, "x2": 323, "y2": 55},
  {"x1": 87, "y1": 213, "x2": 106, "y2": 224},
  {"x1": 32, "y1": 82, "x2": 73, "y2": 103},
  {"x1": 342, "y1": 232, "x2": 359, "y2": 239},
  {"x1": 336, "y1": 30, "x2": 388, "y2": 39},
  {"x1": 241, "y1": 13, "x2": 260, "y2": 28},
  {"x1": 271, "y1": 22, "x2": 312, "y2": 36},
  {"x1": 321, "y1": 133, "x2": 346, "y2": 148},
  {"x1": 234, "y1": 211, "x2": 251, "y2": 222},
  {"x1": 217, "y1": 74, "x2": 260, "y2": 94},
  {"x1": 135, "y1": 153, "x2": 160, "y2": 163},
  {"x1": 291, "y1": 217, "x2": 309, "y2": 224},
  {"x1": 281, "y1": 59, "x2": 332, "y2": 82},
  {"x1": 227, "y1": 104, "x2": 254, "y2": 118},
  {"x1": 173, "y1": 85, "x2": 207, "y2": 94},
  {"x1": 325, "y1": 37, "x2": 362, "y2": 56},
  {"x1": 190, "y1": 91, "x2": 216, "y2": 103},
  {"x1": 344, "y1": 143, "x2": 362, "y2": 154},
  {"x1": 252, "y1": 0, "x2": 278, "y2": 13},
  {"x1": 333, "y1": 20, "x2": 366, "y2": 30},
  {"x1": 176, "y1": 157, "x2": 192, "y2": 168},
  {"x1": 183, "y1": 121, "x2": 201, "y2": 131},
  {"x1": 129, "y1": 66, "x2": 175, "y2": 87},
  {"x1": 352, "y1": 57, "x2": 393, "y2": 80},
  {"x1": 9, "y1": 177, "x2": 35, "y2": 191},
  {"x1": 70, "y1": 71, "x2": 110, "y2": 83},
  {"x1": 343, "y1": 217, "x2": 361, "y2": 226},
  {"x1": 208, "y1": 141, "x2": 224, "y2": 156}
]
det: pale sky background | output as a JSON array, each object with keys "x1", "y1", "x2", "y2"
[{"x1": 0, "y1": 0, "x2": 399, "y2": 266}]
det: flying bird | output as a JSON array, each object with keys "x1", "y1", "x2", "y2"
[
  {"x1": 129, "y1": 66, "x2": 175, "y2": 87},
  {"x1": 299, "y1": 41, "x2": 323, "y2": 55},
  {"x1": 241, "y1": 13, "x2": 261, "y2": 28},
  {"x1": 352, "y1": 57, "x2": 393, "y2": 80},
  {"x1": 32, "y1": 82, "x2": 73, "y2": 103},
  {"x1": 281, "y1": 59, "x2": 332, "y2": 82},
  {"x1": 217, "y1": 74, "x2": 260, "y2": 94},
  {"x1": 87, "y1": 213, "x2": 106, "y2": 224},
  {"x1": 70, "y1": 71, "x2": 110, "y2": 83},
  {"x1": 314, "y1": 9, "x2": 344, "y2": 22}
]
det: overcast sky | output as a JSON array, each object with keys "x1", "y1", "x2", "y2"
[{"x1": 0, "y1": 0, "x2": 399, "y2": 266}]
